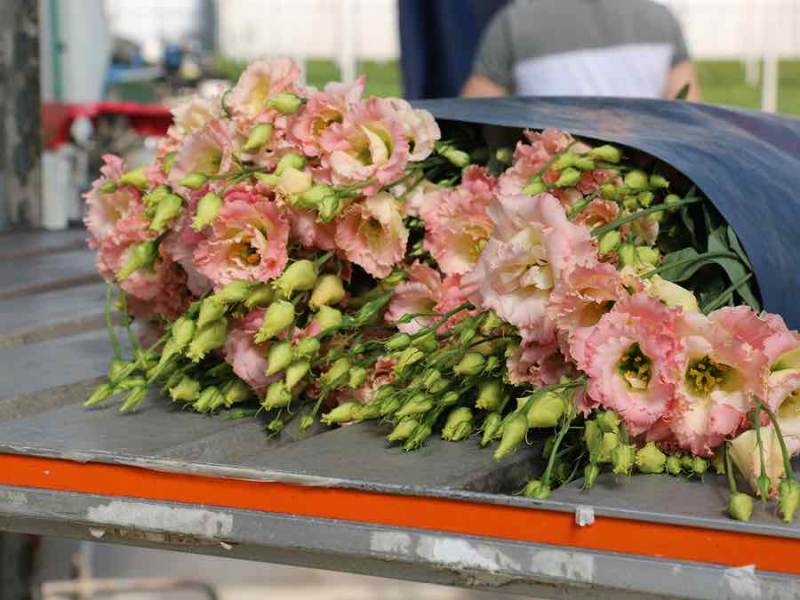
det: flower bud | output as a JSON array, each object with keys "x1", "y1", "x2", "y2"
[
  {"x1": 285, "y1": 359, "x2": 311, "y2": 390},
  {"x1": 522, "y1": 479, "x2": 551, "y2": 500},
  {"x1": 169, "y1": 376, "x2": 201, "y2": 402},
  {"x1": 618, "y1": 243, "x2": 636, "y2": 267},
  {"x1": 255, "y1": 300, "x2": 295, "y2": 343},
  {"x1": 494, "y1": 413, "x2": 529, "y2": 461},
  {"x1": 263, "y1": 381, "x2": 291, "y2": 409},
  {"x1": 600, "y1": 183, "x2": 619, "y2": 200},
  {"x1": 107, "y1": 358, "x2": 130, "y2": 382},
  {"x1": 312, "y1": 305, "x2": 343, "y2": 335},
  {"x1": 178, "y1": 172, "x2": 208, "y2": 190},
  {"x1": 403, "y1": 423, "x2": 433, "y2": 451},
  {"x1": 279, "y1": 167, "x2": 313, "y2": 195},
  {"x1": 480, "y1": 412, "x2": 503, "y2": 447},
  {"x1": 118, "y1": 166, "x2": 149, "y2": 190},
  {"x1": 274, "y1": 260, "x2": 318, "y2": 297},
  {"x1": 322, "y1": 357, "x2": 351, "y2": 389},
  {"x1": 554, "y1": 167, "x2": 581, "y2": 188},
  {"x1": 395, "y1": 347, "x2": 424, "y2": 375},
  {"x1": 635, "y1": 246, "x2": 660, "y2": 266},
  {"x1": 552, "y1": 152, "x2": 578, "y2": 171},
  {"x1": 624, "y1": 170, "x2": 649, "y2": 190},
  {"x1": 681, "y1": 455, "x2": 694, "y2": 471},
  {"x1": 191, "y1": 192, "x2": 222, "y2": 230},
  {"x1": 149, "y1": 193, "x2": 183, "y2": 231},
  {"x1": 395, "y1": 393, "x2": 434, "y2": 419},
  {"x1": 242, "y1": 123, "x2": 274, "y2": 152},
  {"x1": 317, "y1": 195, "x2": 343, "y2": 223},
  {"x1": 757, "y1": 473, "x2": 772, "y2": 500},
  {"x1": 294, "y1": 337, "x2": 321, "y2": 359},
  {"x1": 266, "y1": 92, "x2": 304, "y2": 114},
  {"x1": 117, "y1": 241, "x2": 157, "y2": 280},
  {"x1": 612, "y1": 443, "x2": 636, "y2": 475},
  {"x1": 267, "y1": 417, "x2": 285, "y2": 433},
  {"x1": 438, "y1": 144, "x2": 470, "y2": 167},
  {"x1": 476, "y1": 380, "x2": 504, "y2": 411},
  {"x1": 120, "y1": 386, "x2": 148, "y2": 413},
  {"x1": 348, "y1": 366, "x2": 368, "y2": 389},
  {"x1": 387, "y1": 418, "x2": 419, "y2": 442},
  {"x1": 85, "y1": 383, "x2": 115, "y2": 407},
  {"x1": 524, "y1": 391, "x2": 566, "y2": 428},
  {"x1": 385, "y1": 332, "x2": 411, "y2": 351},
  {"x1": 299, "y1": 415, "x2": 315, "y2": 431},
  {"x1": 197, "y1": 296, "x2": 227, "y2": 329},
  {"x1": 254, "y1": 172, "x2": 280, "y2": 187},
  {"x1": 583, "y1": 463, "x2": 600, "y2": 489},
  {"x1": 244, "y1": 284, "x2": 274, "y2": 309},
  {"x1": 321, "y1": 401, "x2": 358, "y2": 425},
  {"x1": 454, "y1": 352, "x2": 485, "y2": 376},
  {"x1": 645, "y1": 276, "x2": 699, "y2": 312},
  {"x1": 422, "y1": 368, "x2": 443, "y2": 391},
  {"x1": 162, "y1": 151, "x2": 177, "y2": 174},
  {"x1": 574, "y1": 157, "x2": 595, "y2": 171},
  {"x1": 441, "y1": 391, "x2": 460, "y2": 406},
  {"x1": 728, "y1": 492, "x2": 754, "y2": 522},
  {"x1": 666, "y1": 455, "x2": 682, "y2": 476},
  {"x1": 186, "y1": 319, "x2": 228, "y2": 362},
  {"x1": 171, "y1": 316, "x2": 197, "y2": 351},
  {"x1": 711, "y1": 448, "x2": 726, "y2": 475},
  {"x1": 215, "y1": 280, "x2": 254, "y2": 305},
  {"x1": 100, "y1": 180, "x2": 117, "y2": 194},
  {"x1": 115, "y1": 375, "x2": 147, "y2": 391},
  {"x1": 635, "y1": 442, "x2": 667, "y2": 474},
  {"x1": 779, "y1": 480, "x2": 800, "y2": 523},
  {"x1": 649, "y1": 174, "x2": 669, "y2": 189},
  {"x1": 479, "y1": 311, "x2": 504, "y2": 335},
  {"x1": 297, "y1": 184, "x2": 336, "y2": 210},
  {"x1": 265, "y1": 341, "x2": 293, "y2": 376},
  {"x1": 637, "y1": 191, "x2": 654, "y2": 208},
  {"x1": 223, "y1": 379, "x2": 252, "y2": 406},
  {"x1": 691, "y1": 456, "x2": 708, "y2": 476},
  {"x1": 596, "y1": 410, "x2": 621, "y2": 434},
  {"x1": 413, "y1": 332, "x2": 438, "y2": 353},
  {"x1": 275, "y1": 153, "x2": 306, "y2": 176},
  {"x1": 305, "y1": 274, "x2": 345, "y2": 310},
  {"x1": 194, "y1": 386, "x2": 225, "y2": 412},
  {"x1": 442, "y1": 407, "x2": 474, "y2": 441},
  {"x1": 598, "y1": 230, "x2": 621, "y2": 255},
  {"x1": 351, "y1": 402, "x2": 382, "y2": 422},
  {"x1": 522, "y1": 178, "x2": 546, "y2": 196},
  {"x1": 601, "y1": 432, "x2": 619, "y2": 463},
  {"x1": 590, "y1": 144, "x2": 622, "y2": 164}
]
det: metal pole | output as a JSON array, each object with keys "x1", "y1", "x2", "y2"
[{"x1": 0, "y1": 0, "x2": 42, "y2": 229}]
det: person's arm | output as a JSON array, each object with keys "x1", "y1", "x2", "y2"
[
  {"x1": 664, "y1": 61, "x2": 702, "y2": 101},
  {"x1": 462, "y1": 73, "x2": 509, "y2": 97},
  {"x1": 461, "y1": 6, "x2": 514, "y2": 97}
]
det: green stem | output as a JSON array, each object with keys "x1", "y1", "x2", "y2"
[
  {"x1": 541, "y1": 413, "x2": 575, "y2": 487},
  {"x1": 725, "y1": 442, "x2": 738, "y2": 494},
  {"x1": 641, "y1": 251, "x2": 741, "y2": 280},
  {"x1": 105, "y1": 283, "x2": 122, "y2": 360},
  {"x1": 118, "y1": 292, "x2": 141, "y2": 354},
  {"x1": 752, "y1": 409, "x2": 768, "y2": 497},
  {"x1": 757, "y1": 400, "x2": 794, "y2": 481},
  {"x1": 592, "y1": 196, "x2": 702, "y2": 238},
  {"x1": 701, "y1": 273, "x2": 754, "y2": 313}
]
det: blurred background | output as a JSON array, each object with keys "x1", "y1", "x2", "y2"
[{"x1": 0, "y1": 0, "x2": 799, "y2": 598}]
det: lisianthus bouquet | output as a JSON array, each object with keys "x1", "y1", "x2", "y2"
[{"x1": 85, "y1": 59, "x2": 800, "y2": 523}]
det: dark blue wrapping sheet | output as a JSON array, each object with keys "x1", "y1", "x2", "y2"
[{"x1": 414, "y1": 97, "x2": 800, "y2": 329}]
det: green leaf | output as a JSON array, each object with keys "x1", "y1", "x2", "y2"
[
  {"x1": 727, "y1": 225, "x2": 753, "y2": 270},
  {"x1": 659, "y1": 248, "x2": 704, "y2": 282},
  {"x1": 706, "y1": 227, "x2": 760, "y2": 310}
]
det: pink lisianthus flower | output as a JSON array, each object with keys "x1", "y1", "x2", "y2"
[
  {"x1": 227, "y1": 58, "x2": 302, "y2": 120},
  {"x1": 334, "y1": 192, "x2": 408, "y2": 278},
  {"x1": 287, "y1": 207, "x2": 337, "y2": 251},
  {"x1": 161, "y1": 210, "x2": 213, "y2": 297},
  {"x1": 508, "y1": 331, "x2": 573, "y2": 387},
  {"x1": 84, "y1": 155, "x2": 144, "y2": 243},
  {"x1": 548, "y1": 261, "x2": 623, "y2": 335},
  {"x1": 573, "y1": 199, "x2": 620, "y2": 230},
  {"x1": 168, "y1": 120, "x2": 235, "y2": 185},
  {"x1": 193, "y1": 188, "x2": 289, "y2": 288},
  {"x1": 321, "y1": 98, "x2": 409, "y2": 194},
  {"x1": 579, "y1": 294, "x2": 682, "y2": 436},
  {"x1": 462, "y1": 192, "x2": 596, "y2": 332},
  {"x1": 353, "y1": 357, "x2": 398, "y2": 404},
  {"x1": 418, "y1": 166, "x2": 496, "y2": 275},
  {"x1": 291, "y1": 77, "x2": 365, "y2": 157},
  {"x1": 667, "y1": 308, "x2": 772, "y2": 455},
  {"x1": 382, "y1": 98, "x2": 441, "y2": 162},
  {"x1": 497, "y1": 129, "x2": 573, "y2": 196},
  {"x1": 224, "y1": 309, "x2": 276, "y2": 396},
  {"x1": 170, "y1": 95, "x2": 221, "y2": 137}
]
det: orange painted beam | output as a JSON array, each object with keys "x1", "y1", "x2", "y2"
[{"x1": 0, "y1": 453, "x2": 798, "y2": 575}]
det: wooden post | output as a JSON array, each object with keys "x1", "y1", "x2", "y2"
[{"x1": 0, "y1": 0, "x2": 42, "y2": 229}]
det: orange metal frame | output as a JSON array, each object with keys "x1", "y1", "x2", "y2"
[{"x1": 0, "y1": 453, "x2": 798, "y2": 575}]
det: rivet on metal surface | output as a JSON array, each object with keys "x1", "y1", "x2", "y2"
[{"x1": 575, "y1": 506, "x2": 595, "y2": 527}]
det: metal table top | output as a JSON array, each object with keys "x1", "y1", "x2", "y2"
[{"x1": 0, "y1": 229, "x2": 798, "y2": 600}]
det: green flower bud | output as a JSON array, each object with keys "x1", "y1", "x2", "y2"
[
  {"x1": 552, "y1": 152, "x2": 578, "y2": 171},
  {"x1": 524, "y1": 391, "x2": 566, "y2": 428},
  {"x1": 612, "y1": 443, "x2": 636, "y2": 475},
  {"x1": 428, "y1": 378, "x2": 451, "y2": 395},
  {"x1": 194, "y1": 386, "x2": 225, "y2": 412},
  {"x1": 589, "y1": 144, "x2": 622, "y2": 164},
  {"x1": 375, "y1": 384, "x2": 396, "y2": 404},
  {"x1": 274, "y1": 260, "x2": 318, "y2": 297},
  {"x1": 299, "y1": 415, "x2": 315, "y2": 431},
  {"x1": 115, "y1": 375, "x2": 147, "y2": 391},
  {"x1": 522, "y1": 178, "x2": 546, "y2": 196},
  {"x1": 321, "y1": 401, "x2": 358, "y2": 425},
  {"x1": 266, "y1": 92, "x2": 304, "y2": 114},
  {"x1": 143, "y1": 185, "x2": 169, "y2": 209},
  {"x1": 222, "y1": 379, "x2": 252, "y2": 406},
  {"x1": 664, "y1": 193, "x2": 682, "y2": 212},
  {"x1": 711, "y1": 448, "x2": 727, "y2": 475},
  {"x1": 395, "y1": 347, "x2": 425, "y2": 375},
  {"x1": 554, "y1": 167, "x2": 581, "y2": 188},
  {"x1": 681, "y1": 454, "x2": 694, "y2": 471},
  {"x1": 178, "y1": 172, "x2": 208, "y2": 190},
  {"x1": 422, "y1": 368, "x2": 443, "y2": 391},
  {"x1": 197, "y1": 296, "x2": 227, "y2": 329},
  {"x1": 215, "y1": 280, "x2": 254, "y2": 305},
  {"x1": 149, "y1": 193, "x2": 183, "y2": 231},
  {"x1": 442, "y1": 407, "x2": 474, "y2": 441},
  {"x1": 171, "y1": 316, "x2": 197, "y2": 352},
  {"x1": 480, "y1": 412, "x2": 503, "y2": 447},
  {"x1": 494, "y1": 413, "x2": 529, "y2": 461},
  {"x1": 403, "y1": 423, "x2": 433, "y2": 451},
  {"x1": 395, "y1": 393, "x2": 434, "y2": 419},
  {"x1": 117, "y1": 241, "x2": 157, "y2": 280},
  {"x1": 118, "y1": 166, "x2": 149, "y2": 190},
  {"x1": 297, "y1": 183, "x2": 336, "y2": 210},
  {"x1": 495, "y1": 147, "x2": 513, "y2": 164},
  {"x1": 439, "y1": 145, "x2": 470, "y2": 167},
  {"x1": 635, "y1": 442, "x2": 667, "y2": 474},
  {"x1": 779, "y1": 480, "x2": 800, "y2": 523},
  {"x1": 186, "y1": 319, "x2": 228, "y2": 362},
  {"x1": 599, "y1": 230, "x2": 621, "y2": 255},
  {"x1": 163, "y1": 152, "x2": 177, "y2": 175},
  {"x1": 120, "y1": 386, "x2": 148, "y2": 413},
  {"x1": 479, "y1": 311, "x2": 504, "y2": 335},
  {"x1": 85, "y1": 383, "x2": 115, "y2": 407},
  {"x1": 265, "y1": 341, "x2": 294, "y2": 376},
  {"x1": 583, "y1": 463, "x2": 600, "y2": 489},
  {"x1": 454, "y1": 352, "x2": 485, "y2": 376},
  {"x1": 254, "y1": 172, "x2": 280, "y2": 187},
  {"x1": 649, "y1": 174, "x2": 670, "y2": 189},
  {"x1": 413, "y1": 332, "x2": 438, "y2": 353},
  {"x1": 348, "y1": 366, "x2": 368, "y2": 389},
  {"x1": 441, "y1": 391, "x2": 460, "y2": 406},
  {"x1": 476, "y1": 380, "x2": 504, "y2": 411},
  {"x1": 600, "y1": 183, "x2": 619, "y2": 200},
  {"x1": 596, "y1": 410, "x2": 621, "y2": 434},
  {"x1": 385, "y1": 332, "x2": 411, "y2": 351},
  {"x1": 294, "y1": 337, "x2": 321, "y2": 359},
  {"x1": 346, "y1": 403, "x2": 378, "y2": 422},
  {"x1": 322, "y1": 357, "x2": 351, "y2": 389},
  {"x1": 635, "y1": 246, "x2": 660, "y2": 266},
  {"x1": 624, "y1": 170, "x2": 649, "y2": 190},
  {"x1": 263, "y1": 381, "x2": 291, "y2": 410},
  {"x1": 757, "y1": 473, "x2": 772, "y2": 500},
  {"x1": 574, "y1": 157, "x2": 595, "y2": 171},
  {"x1": 309, "y1": 274, "x2": 346, "y2": 309},
  {"x1": 728, "y1": 492, "x2": 754, "y2": 522},
  {"x1": 666, "y1": 455, "x2": 683, "y2": 476},
  {"x1": 169, "y1": 376, "x2": 201, "y2": 403},
  {"x1": 244, "y1": 284, "x2": 274, "y2": 309},
  {"x1": 242, "y1": 123, "x2": 274, "y2": 152},
  {"x1": 317, "y1": 195, "x2": 343, "y2": 223},
  {"x1": 267, "y1": 417, "x2": 285, "y2": 433},
  {"x1": 100, "y1": 180, "x2": 118, "y2": 194},
  {"x1": 312, "y1": 305, "x2": 343, "y2": 335},
  {"x1": 279, "y1": 167, "x2": 313, "y2": 195},
  {"x1": 522, "y1": 479, "x2": 551, "y2": 500},
  {"x1": 107, "y1": 358, "x2": 130, "y2": 381},
  {"x1": 255, "y1": 300, "x2": 295, "y2": 343},
  {"x1": 691, "y1": 456, "x2": 708, "y2": 476},
  {"x1": 275, "y1": 152, "x2": 306, "y2": 176},
  {"x1": 285, "y1": 359, "x2": 311, "y2": 390},
  {"x1": 618, "y1": 243, "x2": 636, "y2": 267},
  {"x1": 637, "y1": 191, "x2": 655, "y2": 208},
  {"x1": 387, "y1": 418, "x2": 419, "y2": 442},
  {"x1": 601, "y1": 432, "x2": 620, "y2": 464}
]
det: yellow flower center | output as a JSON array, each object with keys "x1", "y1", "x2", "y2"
[
  {"x1": 230, "y1": 241, "x2": 261, "y2": 266},
  {"x1": 685, "y1": 355, "x2": 732, "y2": 397},
  {"x1": 617, "y1": 343, "x2": 652, "y2": 391}
]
